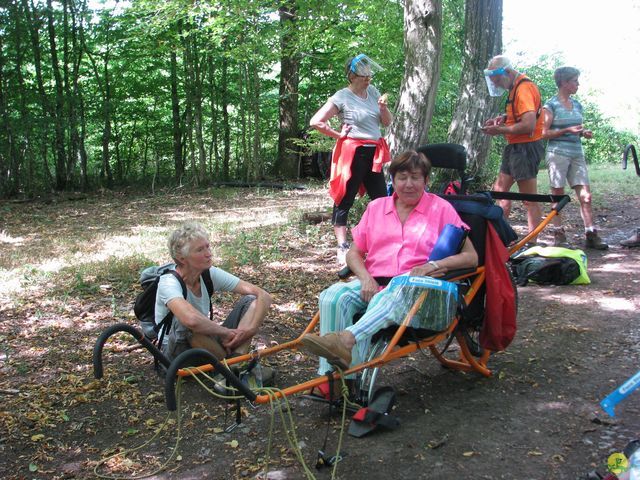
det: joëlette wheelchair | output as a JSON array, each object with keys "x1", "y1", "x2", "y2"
[{"x1": 93, "y1": 143, "x2": 571, "y2": 413}]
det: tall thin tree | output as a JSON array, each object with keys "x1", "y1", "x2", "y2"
[
  {"x1": 387, "y1": 0, "x2": 443, "y2": 156},
  {"x1": 447, "y1": 0, "x2": 502, "y2": 174},
  {"x1": 275, "y1": 2, "x2": 300, "y2": 178}
]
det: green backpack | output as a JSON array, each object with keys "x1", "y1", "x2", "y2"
[{"x1": 511, "y1": 246, "x2": 590, "y2": 286}]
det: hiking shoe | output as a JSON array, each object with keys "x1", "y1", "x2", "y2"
[
  {"x1": 585, "y1": 230, "x2": 608, "y2": 250},
  {"x1": 241, "y1": 365, "x2": 276, "y2": 389},
  {"x1": 620, "y1": 228, "x2": 640, "y2": 248},
  {"x1": 336, "y1": 242, "x2": 350, "y2": 266},
  {"x1": 300, "y1": 333, "x2": 352, "y2": 370},
  {"x1": 553, "y1": 228, "x2": 569, "y2": 247},
  {"x1": 211, "y1": 373, "x2": 232, "y2": 395}
]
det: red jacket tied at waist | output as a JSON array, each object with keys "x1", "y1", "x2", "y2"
[{"x1": 329, "y1": 137, "x2": 391, "y2": 206}]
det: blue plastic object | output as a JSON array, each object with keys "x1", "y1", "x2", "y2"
[
  {"x1": 600, "y1": 369, "x2": 640, "y2": 417},
  {"x1": 429, "y1": 224, "x2": 467, "y2": 262}
]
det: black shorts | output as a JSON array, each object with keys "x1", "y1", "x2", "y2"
[{"x1": 500, "y1": 140, "x2": 544, "y2": 181}]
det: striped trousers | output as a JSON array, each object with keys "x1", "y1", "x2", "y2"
[{"x1": 317, "y1": 278, "x2": 409, "y2": 375}]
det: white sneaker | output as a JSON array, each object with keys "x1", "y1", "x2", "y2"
[{"x1": 336, "y1": 242, "x2": 350, "y2": 265}]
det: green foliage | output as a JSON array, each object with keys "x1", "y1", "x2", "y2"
[{"x1": 0, "y1": 0, "x2": 636, "y2": 197}]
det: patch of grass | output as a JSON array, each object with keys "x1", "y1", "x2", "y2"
[
  {"x1": 536, "y1": 164, "x2": 639, "y2": 206},
  {"x1": 50, "y1": 255, "x2": 151, "y2": 298},
  {"x1": 218, "y1": 226, "x2": 285, "y2": 268}
]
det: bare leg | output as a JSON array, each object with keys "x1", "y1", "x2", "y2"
[
  {"x1": 516, "y1": 177, "x2": 542, "y2": 233},
  {"x1": 334, "y1": 225, "x2": 348, "y2": 246},
  {"x1": 492, "y1": 172, "x2": 515, "y2": 218},
  {"x1": 190, "y1": 333, "x2": 227, "y2": 360},
  {"x1": 574, "y1": 184, "x2": 594, "y2": 229},
  {"x1": 550, "y1": 187, "x2": 565, "y2": 228},
  {"x1": 233, "y1": 300, "x2": 259, "y2": 355}
]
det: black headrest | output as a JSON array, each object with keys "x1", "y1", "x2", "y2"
[{"x1": 417, "y1": 143, "x2": 467, "y2": 172}]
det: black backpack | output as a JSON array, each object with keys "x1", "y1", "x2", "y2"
[
  {"x1": 510, "y1": 255, "x2": 580, "y2": 286},
  {"x1": 133, "y1": 263, "x2": 214, "y2": 347}
]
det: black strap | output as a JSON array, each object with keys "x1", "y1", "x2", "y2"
[
  {"x1": 156, "y1": 269, "x2": 214, "y2": 343},
  {"x1": 201, "y1": 269, "x2": 214, "y2": 320},
  {"x1": 360, "y1": 410, "x2": 400, "y2": 430},
  {"x1": 505, "y1": 76, "x2": 541, "y2": 120}
]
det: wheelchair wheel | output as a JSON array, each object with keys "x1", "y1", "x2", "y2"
[
  {"x1": 461, "y1": 266, "x2": 518, "y2": 357},
  {"x1": 356, "y1": 337, "x2": 389, "y2": 406}
]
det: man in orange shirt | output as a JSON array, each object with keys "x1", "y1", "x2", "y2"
[{"x1": 482, "y1": 55, "x2": 544, "y2": 236}]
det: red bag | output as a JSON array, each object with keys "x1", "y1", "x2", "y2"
[{"x1": 480, "y1": 223, "x2": 517, "y2": 351}]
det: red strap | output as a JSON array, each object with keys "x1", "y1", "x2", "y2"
[
  {"x1": 352, "y1": 407, "x2": 370, "y2": 422},
  {"x1": 317, "y1": 381, "x2": 331, "y2": 400}
]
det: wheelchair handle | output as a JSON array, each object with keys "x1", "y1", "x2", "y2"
[
  {"x1": 93, "y1": 323, "x2": 170, "y2": 379},
  {"x1": 164, "y1": 348, "x2": 257, "y2": 411},
  {"x1": 623, "y1": 144, "x2": 640, "y2": 177},
  {"x1": 553, "y1": 195, "x2": 571, "y2": 213}
]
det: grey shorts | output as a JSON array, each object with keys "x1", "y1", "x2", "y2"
[
  {"x1": 221, "y1": 294, "x2": 256, "y2": 329},
  {"x1": 500, "y1": 140, "x2": 545, "y2": 181},
  {"x1": 164, "y1": 295, "x2": 256, "y2": 361},
  {"x1": 546, "y1": 151, "x2": 590, "y2": 188}
]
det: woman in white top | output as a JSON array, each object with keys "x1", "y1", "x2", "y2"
[
  {"x1": 310, "y1": 54, "x2": 393, "y2": 263},
  {"x1": 155, "y1": 222, "x2": 272, "y2": 361}
]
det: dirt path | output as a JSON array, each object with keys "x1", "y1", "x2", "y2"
[{"x1": 0, "y1": 187, "x2": 639, "y2": 480}]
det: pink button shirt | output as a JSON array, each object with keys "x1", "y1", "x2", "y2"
[{"x1": 351, "y1": 192, "x2": 468, "y2": 278}]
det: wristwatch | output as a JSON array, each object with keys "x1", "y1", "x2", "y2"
[{"x1": 428, "y1": 260, "x2": 440, "y2": 270}]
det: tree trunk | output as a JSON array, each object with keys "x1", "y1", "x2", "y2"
[
  {"x1": 447, "y1": 0, "x2": 503, "y2": 174},
  {"x1": 182, "y1": 26, "x2": 195, "y2": 185},
  {"x1": 11, "y1": 2, "x2": 33, "y2": 195},
  {"x1": 387, "y1": 0, "x2": 443, "y2": 157},
  {"x1": 275, "y1": 2, "x2": 300, "y2": 178},
  {"x1": 46, "y1": 0, "x2": 68, "y2": 190},
  {"x1": 22, "y1": 0, "x2": 54, "y2": 190},
  {"x1": 221, "y1": 52, "x2": 230, "y2": 180},
  {"x1": 251, "y1": 60, "x2": 261, "y2": 180},
  {"x1": 70, "y1": 0, "x2": 88, "y2": 190},
  {"x1": 192, "y1": 36, "x2": 207, "y2": 184},
  {"x1": 207, "y1": 53, "x2": 220, "y2": 178},
  {"x1": 170, "y1": 50, "x2": 183, "y2": 183},
  {"x1": 0, "y1": 33, "x2": 17, "y2": 196},
  {"x1": 238, "y1": 63, "x2": 248, "y2": 181},
  {"x1": 101, "y1": 51, "x2": 113, "y2": 187}
]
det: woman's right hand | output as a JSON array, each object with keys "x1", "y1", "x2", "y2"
[
  {"x1": 340, "y1": 123, "x2": 352, "y2": 138},
  {"x1": 359, "y1": 275, "x2": 380, "y2": 303},
  {"x1": 565, "y1": 124, "x2": 584, "y2": 136}
]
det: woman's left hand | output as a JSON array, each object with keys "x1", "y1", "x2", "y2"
[
  {"x1": 223, "y1": 327, "x2": 255, "y2": 351},
  {"x1": 582, "y1": 129, "x2": 593, "y2": 139},
  {"x1": 410, "y1": 262, "x2": 446, "y2": 278}
]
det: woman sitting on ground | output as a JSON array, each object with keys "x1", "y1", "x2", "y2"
[
  {"x1": 300, "y1": 151, "x2": 478, "y2": 372},
  {"x1": 155, "y1": 222, "x2": 272, "y2": 363}
]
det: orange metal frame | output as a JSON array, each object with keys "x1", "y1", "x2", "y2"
[{"x1": 176, "y1": 207, "x2": 562, "y2": 405}]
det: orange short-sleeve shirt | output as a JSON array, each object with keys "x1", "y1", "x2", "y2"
[{"x1": 505, "y1": 74, "x2": 544, "y2": 144}]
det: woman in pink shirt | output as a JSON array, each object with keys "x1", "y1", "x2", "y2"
[{"x1": 301, "y1": 151, "x2": 478, "y2": 374}]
